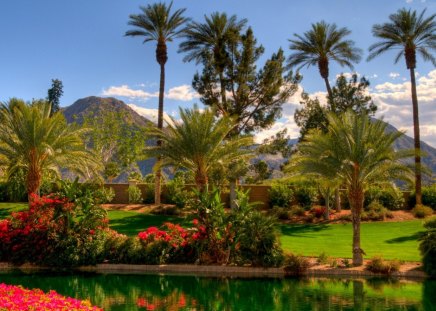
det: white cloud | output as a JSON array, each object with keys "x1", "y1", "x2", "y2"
[
  {"x1": 102, "y1": 85, "x2": 158, "y2": 100},
  {"x1": 166, "y1": 84, "x2": 199, "y2": 101},
  {"x1": 389, "y1": 72, "x2": 400, "y2": 79},
  {"x1": 128, "y1": 104, "x2": 174, "y2": 126}
]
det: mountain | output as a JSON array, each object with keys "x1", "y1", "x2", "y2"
[{"x1": 63, "y1": 96, "x2": 151, "y2": 128}]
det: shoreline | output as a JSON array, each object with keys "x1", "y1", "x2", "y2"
[{"x1": 0, "y1": 262, "x2": 427, "y2": 280}]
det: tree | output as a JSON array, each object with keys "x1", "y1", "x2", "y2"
[
  {"x1": 179, "y1": 12, "x2": 247, "y2": 107},
  {"x1": 0, "y1": 99, "x2": 101, "y2": 201},
  {"x1": 295, "y1": 74, "x2": 377, "y2": 141},
  {"x1": 258, "y1": 129, "x2": 294, "y2": 158},
  {"x1": 145, "y1": 106, "x2": 252, "y2": 190},
  {"x1": 287, "y1": 111, "x2": 413, "y2": 265},
  {"x1": 368, "y1": 8, "x2": 436, "y2": 205},
  {"x1": 47, "y1": 79, "x2": 63, "y2": 115},
  {"x1": 126, "y1": 1, "x2": 189, "y2": 205},
  {"x1": 104, "y1": 162, "x2": 121, "y2": 183},
  {"x1": 288, "y1": 21, "x2": 362, "y2": 97}
]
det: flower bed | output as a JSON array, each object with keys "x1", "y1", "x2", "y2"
[{"x1": 0, "y1": 283, "x2": 102, "y2": 311}]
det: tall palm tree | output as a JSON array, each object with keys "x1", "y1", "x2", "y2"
[
  {"x1": 145, "y1": 106, "x2": 252, "y2": 190},
  {"x1": 288, "y1": 111, "x2": 413, "y2": 266},
  {"x1": 288, "y1": 21, "x2": 362, "y2": 211},
  {"x1": 288, "y1": 21, "x2": 362, "y2": 98},
  {"x1": 179, "y1": 12, "x2": 247, "y2": 109},
  {"x1": 368, "y1": 8, "x2": 436, "y2": 206},
  {"x1": 126, "y1": 2, "x2": 189, "y2": 204},
  {"x1": 0, "y1": 99, "x2": 101, "y2": 201}
]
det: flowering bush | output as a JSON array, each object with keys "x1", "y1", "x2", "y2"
[
  {"x1": 0, "y1": 283, "x2": 102, "y2": 311},
  {"x1": 0, "y1": 194, "x2": 109, "y2": 266}
]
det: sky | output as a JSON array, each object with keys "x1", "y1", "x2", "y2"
[{"x1": 0, "y1": 0, "x2": 435, "y2": 146}]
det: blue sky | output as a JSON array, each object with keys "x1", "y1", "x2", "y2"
[{"x1": 1, "y1": 0, "x2": 435, "y2": 145}]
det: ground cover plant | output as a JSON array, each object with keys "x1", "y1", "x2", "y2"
[{"x1": 0, "y1": 283, "x2": 102, "y2": 311}]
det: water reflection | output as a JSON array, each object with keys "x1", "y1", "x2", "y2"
[{"x1": 0, "y1": 271, "x2": 432, "y2": 311}]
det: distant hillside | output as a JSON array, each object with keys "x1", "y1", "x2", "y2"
[{"x1": 63, "y1": 96, "x2": 151, "y2": 128}]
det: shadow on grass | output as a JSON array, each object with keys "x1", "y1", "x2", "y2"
[
  {"x1": 109, "y1": 214, "x2": 190, "y2": 236},
  {"x1": 0, "y1": 205, "x2": 28, "y2": 219},
  {"x1": 279, "y1": 223, "x2": 330, "y2": 238},
  {"x1": 384, "y1": 232, "x2": 423, "y2": 244}
]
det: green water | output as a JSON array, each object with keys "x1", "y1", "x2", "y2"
[{"x1": 0, "y1": 271, "x2": 434, "y2": 310}]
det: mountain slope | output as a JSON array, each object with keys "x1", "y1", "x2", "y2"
[{"x1": 63, "y1": 96, "x2": 151, "y2": 127}]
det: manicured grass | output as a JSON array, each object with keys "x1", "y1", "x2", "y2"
[
  {"x1": 279, "y1": 220, "x2": 425, "y2": 261},
  {"x1": 0, "y1": 203, "x2": 424, "y2": 261}
]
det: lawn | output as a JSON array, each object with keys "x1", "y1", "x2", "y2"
[{"x1": 0, "y1": 203, "x2": 425, "y2": 261}]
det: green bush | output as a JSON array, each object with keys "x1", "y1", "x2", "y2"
[
  {"x1": 270, "y1": 207, "x2": 292, "y2": 220},
  {"x1": 269, "y1": 182, "x2": 293, "y2": 208},
  {"x1": 127, "y1": 185, "x2": 143, "y2": 204},
  {"x1": 366, "y1": 256, "x2": 400, "y2": 275},
  {"x1": 409, "y1": 185, "x2": 436, "y2": 210},
  {"x1": 419, "y1": 217, "x2": 436, "y2": 277},
  {"x1": 0, "y1": 183, "x2": 8, "y2": 202},
  {"x1": 289, "y1": 205, "x2": 306, "y2": 217},
  {"x1": 142, "y1": 183, "x2": 155, "y2": 204},
  {"x1": 362, "y1": 201, "x2": 393, "y2": 221},
  {"x1": 163, "y1": 177, "x2": 192, "y2": 208},
  {"x1": 95, "y1": 187, "x2": 115, "y2": 204},
  {"x1": 412, "y1": 205, "x2": 434, "y2": 218},
  {"x1": 364, "y1": 186, "x2": 405, "y2": 210},
  {"x1": 293, "y1": 182, "x2": 318, "y2": 208},
  {"x1": 283, "y1": 253, "x2": 310, "y2": 276}
]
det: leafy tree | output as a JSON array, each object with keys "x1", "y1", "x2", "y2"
[
  {"x1": 47, "y1": 79, "x2": 63, "y2": 115},
  {"x1": 193, "y1": 27, "x2": 300, "y2": 135},
  {"x1": 295, "y1": 74, "x2": 377, "y2": 141},
  {"x1": 145, "y1": 106, "x2": 253, "y2": 190},
  {"x1": 126, "y1": 1, "x2": 189, "y2": 204},
  {"x1": 104, "y1": 162, "x2": 121, "y2": 183},
  {"x1": 179, "y1": 12, "x2": 247, "y2": 107},
  {"x1": 0, "y1": 99, "x2": 101, "y2": 200},
  {"x1": 246, "y1": 160, "x2": 272, "y2": 184},
  {"x1": 258, "y1": 129, "x2": 294, "y2": 158},
  {"x1": 288, "y1": 21, "x2": 362, "y2": 97},
  {"x1": 287, "y1": 111, "x2": 413, "y2": 266},
  {"x1": 368, "y1": 8, "x2": 436, "y2": 205}
]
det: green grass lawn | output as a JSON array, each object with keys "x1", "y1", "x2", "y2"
[{"x1": 0, "y1": 203, "x2": 425, "y2": 261}]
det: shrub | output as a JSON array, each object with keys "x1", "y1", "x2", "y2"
[
  {"x1": 95, "y1": 187, "x2": 115, "y2": 204},
  {"x1": 283, "y1": 253, "x2": 310, "y2": 276},
  {"x1": 293, "y1": 182, "x2": 318, "y2": 208},
  {"x1": 419, "y1": 217, "x2": 436, "y2": 277},
  {"x1": 364, "y1": 186, "x2": 405, "y2": 210},
  {"x1": 362, "y1": 201, "x2": 391, "y2": 221},
  {"x1": 289, "y1": 205, "x2": 306, "y2": 217},
  {"x1": 269, "y1": 182, "x2": 293, "y2": 208},
  {"x1": 366, "y1": 256, "x2": 400, "y2": 275},
  {"x1": 310, "y1": 206, "x2": 326, "y2": 219},
  {"x1": 317, "y1": 252, "x2": 329, "y2": 264},
  {"x1": 127, "y1": 185, "x2": 143, "y2": 204},
  {"x1": 412, "y1": 205, "x2": 434, "y2": 218},
  {"x1": 142, "y1": 183, "x2": 155, "y2": 204},
  {"x1": 409, "y1": 185, "x2": 436, "y2": 210},
  {"x1": 0, "y1": 183, "x2": 8, "y2": 202},
  {"x1": 163, "y1": 177, "x2": 192, "y2": 208}
]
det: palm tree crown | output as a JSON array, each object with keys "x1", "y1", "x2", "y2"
[
  {"x1": 288, "y1": 21, "x2": 362, "y2": 96},
  {"x1": 0, "y1": 99, "x2": 101, "y2": 198},
  {"x1": 125, "y1": 1, "x2": 189, "y2": 65},
  {"x1": 368, "y1": 8, "x2": 436, "y2": 69},
  {"x1": 145, "y1": 106, "x2": 252, "y2": 189}
]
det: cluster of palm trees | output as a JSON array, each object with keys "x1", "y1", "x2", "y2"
[{"x1": 125, "y1": 3, "x2": 435, "y2": 207}]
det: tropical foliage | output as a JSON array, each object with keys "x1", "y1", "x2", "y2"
[
  {"x1": 287, "y1": 111, "x2": 413, "y2": 265},
  {"x1": 368, "y1": 8, "x2": 436, "y2": 205},
  {"x1": 0, "y1": 99, "x2": 101, "y2": 199}
]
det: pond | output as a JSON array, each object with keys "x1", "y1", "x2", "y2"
[{"x1": 0, "y1": 271, "x2": 434, "y2": 310}]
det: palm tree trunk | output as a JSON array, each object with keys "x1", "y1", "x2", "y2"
[
  {"x1": 219, "y1": 71, "x2": 227, "y2": 110},
  {"x1": 349, "y1": 188, "x2": 364, "y2": 266},
  {"x1": 154, "y1": 62, "x2": 166, "y2": 205},
  {"x1": 410, "y1": 67, "x2": 422, "y2": 206},
  {"x1": 323, "y1": 76, "x2": 342, "y2": 212},
  {"x1": 27, "y1": 163, "x2": 41, "y2": 203}
]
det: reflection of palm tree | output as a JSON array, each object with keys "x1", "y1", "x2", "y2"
[
  {"x1": 288, "y1": 21, "x2": 362, "y2": 98},
  {"x1": 126, "y1": 2, "x2": 189, "y2": 204},
  {"x1": 179, "y1": 12, "x2": 247, "y2": 108},
  {"x1": 289, "y1": 111, "x2": 412, "y2": 265},
  {"x1": 368, "y1": 8, "x2": 436, "y2": 205},
  {"x1": 0, "y1": 99, "x2": 101, "y2": 201},
  {"x1": 145, "y1": 107, "x2": 252, "y2": 190}
]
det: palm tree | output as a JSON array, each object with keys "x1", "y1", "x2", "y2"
[
  {"x1": 288, "y1": 111, "x2": 413, "y2": 266},
  {"x1": 125, "y1": 2, "x2": 189, "y2": 205},
  {"x1": 288, "y1": 21, "x2": 362, "y2": 211},
  {"x1": 368, "y1": 8, "x2": 436, "y2": 206},
  {"x1": 179, "y1": 12, "x2": 247, "y2": 109},
  {"x1": 288, "y1": 21, "x2": 362, "y2": 98},
  {"x1": 145, "y1": 106, "x2": 252, "y2": 190},
  {"x1": 0, "y1": 99, "x2": 101, "y2": 201}
]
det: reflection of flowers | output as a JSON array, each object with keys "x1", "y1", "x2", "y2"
[
  {"x1": 0, "y1": 283, "x2": 102, "y2": 310},
  {"x1": 136, "y1": 291, "x2": 195, "y2": 310}
]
